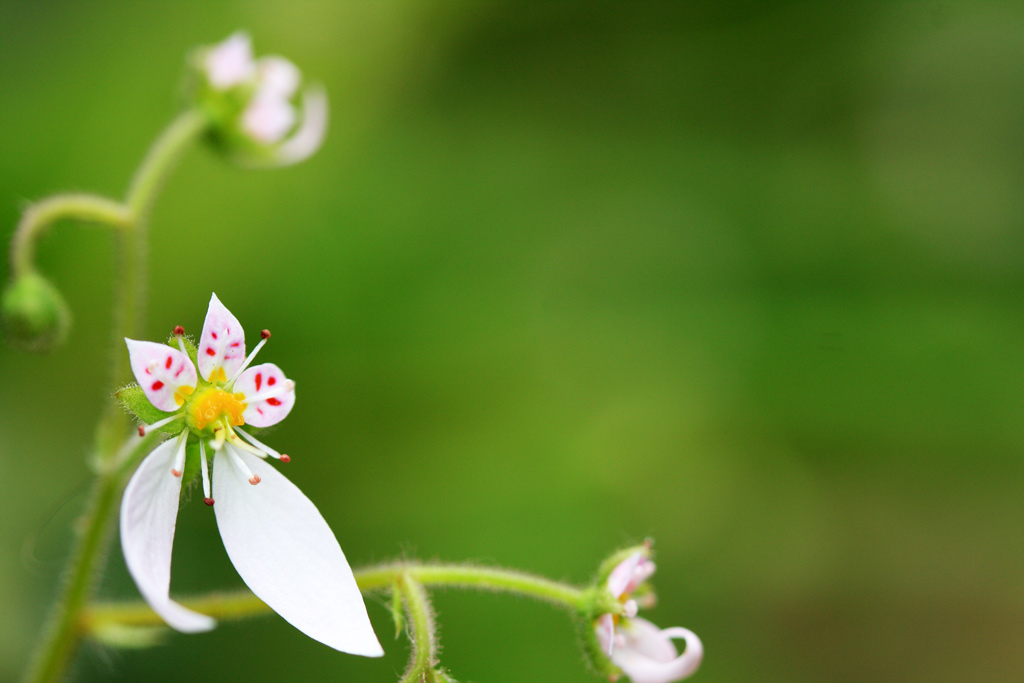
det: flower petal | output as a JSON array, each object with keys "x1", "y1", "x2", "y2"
[
  {"x1": 120, "y1": 436, "x2": 216, "y2": 633},
  {"x1": 198, "y1": 293, "x2": 246, "y2": 383},
  {"x1": 608, "y1": 551, "x2": 645, "y2": 599},
  {"x1": 274, "y1": 86, "x2": 327, "y2": 166},
  {"x1": 212, "y1": 447, "x2": 382, "y2": 656},
  {"x1": 612, "y1": 618, "x2": 703, "y2": 683},
  {"x1": 597, "y1": 613, "x2": 616, "y2": 656},
  {"x1": 206, "y1": 31, "x2": 254, "y2": 90},
  {"x1": 236, "y1": 362, "x2": 295, "y2": 427},
  {"x1": 125, "y1": 339, "x2": 197, "y2": 412},
  {"x1": 257, "y1": 56, "x2": 301, "y2": 100},
  {"x1": 242, "y1": 94, "x2": 297, "y2": 145}
]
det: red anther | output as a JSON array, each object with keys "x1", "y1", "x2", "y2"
[
  {"x1": 204, "y1": 498, "x2": 215, "y2": 506},
  {"x1": 261, "y1": 329, "x2": 271, "y2": 340},
  {"x1": 249, "y1": 475, "x2": 261, "y2": 485},
  {"x1": 138, "y1": 426, "x2": 145, "y2": 437},
  {"x1": 173, "y1": 325, "x2": 185, "y2": 336},
  {"x1": 171, "y1": 469, "x2": 182, "y2": 477},
  {"x1": 279, "y1": 454, "x2": 291, "y2": 463}
]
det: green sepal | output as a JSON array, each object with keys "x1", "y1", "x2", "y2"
[
  {"x1": 179, "y1": 439, "x2": 204, "y2": 497},
  {"x1": 574, "y1": 596, "x2": 622, "y2": 681},
  {"x1": 114, "y1": 385, "x2": 180, "y2": 433}
]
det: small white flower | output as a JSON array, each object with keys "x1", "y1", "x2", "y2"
[
  {"x1": 120, "y1": 293, "x2": 382, "y2": 657},
  {"x1": 596, "y1": 552, "x2": 703, "y2": 683},
  {"x1": 204, "y1": 32, "x2": 255, "y2": 90}
]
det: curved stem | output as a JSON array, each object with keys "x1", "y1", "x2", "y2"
[
  {"x1": 9, "y1": 195, "x2": 131, "y2": 277},
  {"x1": 20, "y1": 433, "x2": 160, "y2": 683},
  {"x1": 125, "y1": 109, "x2": 207, "y2": 218},
  {"x1": 82, "y1": 562, "x2": 586, "y2": 632}
]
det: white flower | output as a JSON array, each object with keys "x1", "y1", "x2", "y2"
[
  {"x1": 200, "y1": 32, "x2": 328, "y2": 164},
  {"x1": 596, "y1": 552, "x2": 703, "y2": 683},
  {"x1": 120, "y1": 293, "x2": 382, "y2": 657}
]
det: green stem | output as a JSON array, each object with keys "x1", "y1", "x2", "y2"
[
  {"x1": 20, "y1": 110, "x2": 208, "y2": 683},
  {"x1": 20, "y1": 434, "x2": 160, "y2": 683},
  {"x1": 96, "y1": 109, "x2": 209, "y2": 462},
  {"x1": 397, "y1": 574, "x2": 440, "y2": 683},
  {"x1": 9, "y1": 195, "x2": 131, "y2": 277},
  {"x1": 82, "y1": 562, "x2": 587, "y2": 631}
]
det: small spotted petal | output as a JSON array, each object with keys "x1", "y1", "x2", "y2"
[
  {"x1": 213, "y1": 447, "x2": 383, "y2": 656},
  {"x1": 236, "y1": 362, "x2": 295, "y2": 427},
  {"x1": 205, "y1": 32, "x2": 255, "y2": 90},
  {"x1": 125, "y1": 338, "x2": 198, "y2": 412},
  {"x1": 120, "y1": 437, "x2": 216, "y2": 633},
  {"x1": 257, "y1": 56, "x2": 301, "y2": 100},
  {"x1": 198, "y1": 293, "x2": 246, "y2": 383},
  {"x1": 611, "y1": 618, "x2": 703, "y2": 683}
]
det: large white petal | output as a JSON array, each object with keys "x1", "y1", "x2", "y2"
[
  {"x1": 213, "y1": 448, "x2": 383, "y2": 656},
  {"x1": 612, "y1": 618, "x2": 703, "y2": 683},
  {"x1": 198, "y1": 293, "x2": 246, "y2": 383},
  {"x1": 120, "y1": 437, "x2": 216, "y2": 633}
]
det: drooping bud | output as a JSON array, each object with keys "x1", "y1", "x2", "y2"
[
  {"x1": 1, "y1": 272, "x2": 71, "y2": 352},
  {"x1": 187, "y1": 32, "x2": 328, "y2": 167}
]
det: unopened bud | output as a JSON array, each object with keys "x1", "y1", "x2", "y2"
[{"x1": 1, "y1": 273, "x2": 71, "y2": 352}]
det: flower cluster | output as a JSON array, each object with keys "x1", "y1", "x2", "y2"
[
  {"x1": 595, "y1": 551, "x2": 703, "y2": 683},
  {"x1": 119, "y1": 293, "x2": 381, "y2": 656},
  {"x1": 192, "y1": 32, "x2": 327, "y2": 166}
]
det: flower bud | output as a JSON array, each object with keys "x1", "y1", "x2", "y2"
[
  {"x1": 1, "y1": 272, "x2": 71, "y2": 351},
  {"x1": 188, "y1": 32, "x2": 328, "y2": 167}
]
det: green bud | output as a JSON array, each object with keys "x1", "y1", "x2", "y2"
[{"x1": 1, "y1": 273, "x2": 71, "y2": 352}]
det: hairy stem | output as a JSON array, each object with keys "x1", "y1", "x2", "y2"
[
  {"x1": 9, "y1": 195, "x2": 131, "y2": 277},
  {"x1": 397, "y1": 574, "x2": 441, "y2": 683},
  {"x1": 20, "y1": 110, "x2": 208, "y2": 683},
  {"x1": 20, "y1": 434, "x2": 160, "y2": 683},
  {"x1": 83, "y1": 562, "x2": 587, "y2": 632}
]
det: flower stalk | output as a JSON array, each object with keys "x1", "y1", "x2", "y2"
[{"x1": 17, "y1": 110, "x2": 208, "y2": 683}]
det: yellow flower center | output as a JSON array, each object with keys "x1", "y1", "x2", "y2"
[{"x1": 188, "y1": 387, "x2": 247, "y2": 430}]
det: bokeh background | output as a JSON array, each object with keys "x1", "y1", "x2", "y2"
[{"x1": 2, "y1": 2, "x2": 1023, "y2": 682}]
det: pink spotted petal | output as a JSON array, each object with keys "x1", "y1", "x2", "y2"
[
  {"x1": 198, "y1": 293, "x2": 246, "y2": 383},
  {"x1": 125, "y1": 339, "x2": 198, "y2": 412},
  {"x1": 236, "y1": 362, "x2": 295, "y2": 427}
]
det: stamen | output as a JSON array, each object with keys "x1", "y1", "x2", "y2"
[
  {"x1": 173, "y1": 325, "x2": 185, "y2": 336},
  {"x1": 225, "y1": 427, "x2": 266, "y2": 458},
  {"x1": 235, "y1": 427, "x2": 282, "y2": 459},
  {"x1": 244, "y1": 379, "x2": 295, "y2": 405},
  {"x1": 226, "y1": 334, "x2": 269, "y2": 386},
  {"x1": 199, "y1": 440, "x2": 213, "y2": 505},
  {"x1": 623, "y1": 599, "x2": 638, "y2": 618},
  {"x1": 177, "y1": 337, "x2": 189, "y2": 357},
  {"x1": 170, "y1": 432, "x2": 188, "y2": 477},
  {"x1": 139, "y1": 413, "x2": 184, "y2": 437},
  {"x1": 227, "y1": 444, "x2": 261, "y2": 485}
]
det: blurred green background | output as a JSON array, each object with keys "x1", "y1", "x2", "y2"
[{"x1": 2, "y1": 2, "x2": 1023, "y2": 682}]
